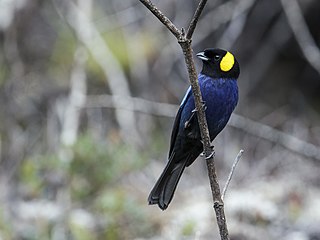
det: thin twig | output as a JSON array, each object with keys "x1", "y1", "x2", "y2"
[
  {"x1": 222, "y1": 150, "x2": 244, "y2": 201},
  {"x1": 186, "y1": 0, "x2": 208, "y2": 39}
]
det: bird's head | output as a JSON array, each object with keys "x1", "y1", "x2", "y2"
[{"x1": 197, "y1": 48, "x2": 240, "y2": 79}]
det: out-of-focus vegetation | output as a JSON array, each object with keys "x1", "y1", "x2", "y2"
[
  {"x1": 13, "y1": 133, "x2": 164, "y2": 239},
  {"x1": 1, "y1": 0, "x2": 320, "y2": 239}
]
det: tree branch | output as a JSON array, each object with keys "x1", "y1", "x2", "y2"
[
  {"x1": 186, "y1": 0, "x2": 208, "y2": 39},
  {"x1": 139, "y1": 1, "x2": 230, "y2": 239},
  {"x1": 139, "y1": 0, "x2": 182, "y2": 39},
  {"x1": 222, "y1": 150, "x2": 244, "y2": 201}
]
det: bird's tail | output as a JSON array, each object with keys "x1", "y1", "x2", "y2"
[{"x1": 148, "y1": 153, "x2": 187, "y2": 210}]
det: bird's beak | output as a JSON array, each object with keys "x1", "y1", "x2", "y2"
[{"x1": 196, "y1": 52, "x2": 209, "y2": 61}]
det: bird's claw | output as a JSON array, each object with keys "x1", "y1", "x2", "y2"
[
  {"x1": 200, "y1": 151, "x2": 214, "y2": 159},
  {"x1": 201, "y1": 143, "x2": 215, "y2": 159},
  {"x1": 201, "y1": 101, "x2": 207, "y2": 111},
  {"x1": 191, "y1": 102, "x2": 207, "y2": 113},
  {"x1": 205, "y1": 152, "x2": 215, "y2": 160}
]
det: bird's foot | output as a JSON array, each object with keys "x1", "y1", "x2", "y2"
[
  {"x1": 200, "y1": 151, "x2": 215, "y2": 159},
  {"x1": 201, "y1": 101, "x2": 207, "y2": 111},
  {"x1": 191, "y1": 101, "x2": 207, "y2": 114},
  {"x1": 200, "y1": 142, "x2": 215, "y2": 159},
  {"x1": 205, "y1": 151, "x2": 215, "y2": 160}
]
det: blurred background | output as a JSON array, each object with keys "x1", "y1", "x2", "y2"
[{"x1": 1, "y1": 0, "x2": 320, "y2": 239}]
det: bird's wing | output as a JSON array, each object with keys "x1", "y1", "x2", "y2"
[{"x1": 168, "y1": 87, "x2": 192, "y2": 156}]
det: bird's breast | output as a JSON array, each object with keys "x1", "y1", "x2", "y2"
[
  {"x1": 178, "y1": 75, "x2": 238, "y2": 141},
  {"x1": 199, "y1": 76, "x2": 238, "y2": 138}
]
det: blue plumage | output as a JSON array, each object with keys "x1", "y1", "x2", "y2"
[
  {"x1": 148, "y1": 48, "x2": 240, "y2": 210},
  {"x1": 180, "y1": 74, "x2": 238, "y2": 140}
]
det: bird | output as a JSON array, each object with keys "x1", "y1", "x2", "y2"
[{"x1": 148, "y1": 48, "x2": 240, "y2": 210}]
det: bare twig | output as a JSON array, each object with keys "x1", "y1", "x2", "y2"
[
  {"x1": 139, "y1": 0, "x2": 182, "y2": 39},
  {"x1": 186, "y1": 0, "x2": 208, "y2": 39},
  {"x1": 280, "y1": 0, "x2": 320, "y2": 76},
  {"x1": 139, "y1": 1, "x2": 229, "y2": 239},
  {"x1": 222, "y1": 150, "x2": 244, "y2": 201}
]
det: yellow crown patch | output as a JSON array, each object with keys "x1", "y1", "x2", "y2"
[{"x1": 220, "y1": 52, "x2": 235, "y2": 72}]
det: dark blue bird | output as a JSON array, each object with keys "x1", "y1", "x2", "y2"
[{"x1": 148, "y1": 48, "x2": 240, "y2": 210}]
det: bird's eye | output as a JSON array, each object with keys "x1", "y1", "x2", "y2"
[{"x1": 214, "y1": 55, "x2": 221, "y2": 61}]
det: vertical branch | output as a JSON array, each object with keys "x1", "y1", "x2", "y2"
[
  {"x1": 179, "y1": 42, "x2": 229, "y2": 239},
  {"x1": 179, "y1": 41, "x2": 211, "y2": 155},
  {"x1": 139, "y1": 0, "x2": 230, "y2": 239}
]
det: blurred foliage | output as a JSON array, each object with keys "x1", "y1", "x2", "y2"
[
  {"x1": 50, "y1": 28, "x2": 77, "y2": 81},
  {"x1": 70, "y1": 134, "x2": 144, "y2": 199},
  {"x1": 103, "y1": 30, "x2": 129, "y2": 68},
  {"x1": 181, "y1": 219, "x2": 196, "y2": 236},
  {"x1": 17, "y1": 132, "x2": 162, "y2": 239}
]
